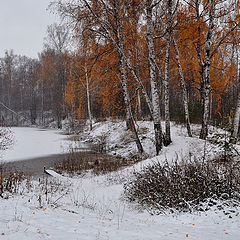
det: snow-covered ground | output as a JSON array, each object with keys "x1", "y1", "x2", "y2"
[
  {"x1": 82, "y1": 120, "x2": 208, "y2": 161},
  {"x1": 0, "y1": 127, "x2": 87, "y2": 162},
  {"x1": 1, "y1": 173, "x2": 240, "y2": 240},
  {"x1": 0, "y1": 121, "x2": 240, "y2": 239}
]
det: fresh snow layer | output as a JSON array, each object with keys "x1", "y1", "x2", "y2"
[
  {"x1": 0, "y1": 127, "x2": 85, "y2": 162},
  {"x1": 0, "y1": 121, "x2": 240, "y2": 239},
  {"x1": 1, "y1": 173, "x2": 239, "y2": 240}
]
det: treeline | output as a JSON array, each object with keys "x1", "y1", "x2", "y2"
[
  {"x1": 0, "y1": 24, "x2": 69, "y2": 128},
  {"x1": 1, "y1": 0, "x2": 240, "y2": 155}
]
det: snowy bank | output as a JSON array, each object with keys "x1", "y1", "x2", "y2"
[{"x1": 0, "y1": 121, "x2": 240, "y2": 240}]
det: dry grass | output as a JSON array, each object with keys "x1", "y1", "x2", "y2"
[
  {"x1": 124, "y1": 158, "x2": 240, "y2": 214},
  {"x1": 54, "y1": 151, "x2": 141, "y2": 176},
  {"x1": 0, "y1": 163, "x2": 24, "y2": 198}
]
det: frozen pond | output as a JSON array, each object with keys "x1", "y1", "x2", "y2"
[{"x1": 0, "y1": 127, "x2": 87, "y2": 163}]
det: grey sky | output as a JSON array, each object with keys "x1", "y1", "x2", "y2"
[{"x1": 0, "y1": 0, "x2": 59, "y2": 59}]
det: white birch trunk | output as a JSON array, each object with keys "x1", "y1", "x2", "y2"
[
  {"x1": 172, "y1": 36, "x2": 192, "y2": 137},
  {"x1": 232, "y1": 44, "x2": 240, "y2": 142},
  {"x1": 164, "y1": 31, "x2": 171, "y2": 145},
  {"x1": 146, "y1": 0, "x2": 163, "y2": 154},
  {"x1": 137, "y1": 89, "x2": 142, "y2": 120},
  {"x1": 115, "y1": 0, "x2": 143, "y2": 154},
  {"x1": 85, "y1": 64, "x2": 92, "y2": 131},
  {"x1": 119, "y1": 52, "x2": 144, "y2": 154},
  {"x1": 41, "y1": 79, "x2": 44, "y2": 124},
  {"x1": 82, "y1": 0, "x2": 156, "y2": 153},
  {"x1": 231, "y1": 4, "x2": 240, "y2": 143},
  {"x1": 232, "y1": 83, "x2": 240, "y2": 142},
  {"x1": 200, "y1": 0, "x2": 214, "y2": 140}
]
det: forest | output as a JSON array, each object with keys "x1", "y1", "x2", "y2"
[
  {"x1": 0, "y1": 0, "x2": 240, "y2": 155},
  {"x1": 2, "y1": 1, "x2": 240, "y2": 238}
]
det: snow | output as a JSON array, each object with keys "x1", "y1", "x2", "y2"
[
  {"x1": 1, "y1": 173, "x2": 239, "y2": 240},
  {"x1": 0, "y1": 121, "x2": 240, "y2": 239},
  {"x1": 84, "y1": 120, "x2": 207, "y2": 163},
  {"x1": 0, "y1": 127, "x2": 86, "y2": 162}
]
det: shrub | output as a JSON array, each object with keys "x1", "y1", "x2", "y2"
[
  {"x1": 0, "y1": 127, "x2": 14, "y2": 151},
  {"x1": 123, "y1": 159, "x2": 240, "y2": 214},
  {"x1": 0, "y1": 164, "x2": 24, "y2": 198},
  {"x1": 55, "y1": 151, "x2": 139, "y2": 176},
  {"x1": 209, "y1": 124, "x2": 239, "y2": 161}
]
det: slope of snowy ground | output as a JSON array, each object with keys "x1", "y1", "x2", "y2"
[
  {"x1": 82, "y1": 120, "x2": 211, "y2": 161},
  {"x1": 1, "y1": 172, "x2": 239, "y2": 240},
  {"x1": 0, "y1": 127, "x2": 87, "y2": 162},
  {"x1": 0, "y1": 121, "x2": 240, "y2": 239}
]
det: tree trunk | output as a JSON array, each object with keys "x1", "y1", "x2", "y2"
[
  {"x1": 232, "y1": 87, "x2": 240, "y2": 143},
  {"x1": 200, "y1": 0, "x2": 214, "y2": 140},
  {"x1": 85, "y1": 64, "x2": 93, "y2": 131},
  {"x1": 114, "y1": 0, "x2": 143, "y2": 154},
  {"x1": 41, "y1": 79, "x2": 44, "y2": 124},
  {"x1": 231, "y1": 4, "x2": 240, "y2": 143},
  {"x1": 137, "y1": 89, "x2": 142, "y2": 120},
  {"x1": 146, "y1": 0, "x2": 163, "y2": 154},
  {"x1": 164, "y1": 29, "x2": 172, "y2": 146},
  {"x1": 119, "y1": 52, "x2": 144, "y2": 154},
  {"x1": 172, "y1": 36, "x2": 192, "y2": 137},
  {"x1": 231, "y1": 42, "x2": 240, "y2": 143}
]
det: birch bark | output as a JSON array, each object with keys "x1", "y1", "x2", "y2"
[
  {"x1": 163, "y1": 0, "x2": 173, "y2": 146},
  {"x1": 232, "y1": 76, "x2": 240, "y2": 143},
  {"x1": 172, "y1": 37, "x2": 192, "y2": 137},
  {"x1": 119, "y1": 52, "x2": 144, "y2": 154},
  {"x1": 231, "y1": 3, "x2": 240, "y2": 143},
  {"x1": 164, "y1": 33, "x2": 171, "y2": 145},
  {"x1": 137, "y1": 89, "x2": 142, "y2": 120},
  {"x1": 200, "y1": 0, "x2": 214, "y2": 140},
  {"x1": 85, "y1": 64, "x2": 93, "y2": 131},
  {"x1": 115, "y1": 0, "x2": 144, "y2": 154},
  {"x1": 146, "y1": 0, "x2": 163, "y2": 154}
]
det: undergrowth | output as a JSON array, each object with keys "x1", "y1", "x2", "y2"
[
  {"x1": 54, "y1": 151, "x2": 141, "y2": 176},
  {"x1": 123, "y1": 158, "x2": 240, "y2": 214},
  {"x1": 0, "y1": 163, "x2": 24, "y2": 198}
]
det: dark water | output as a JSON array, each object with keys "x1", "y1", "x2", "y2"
[{"x1": 2, "y1": 151, "x2": 98, "y2": 177}]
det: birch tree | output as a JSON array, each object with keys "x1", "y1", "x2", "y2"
[
  {"x1": 199, "y1": 0, "x2": 214, "y2": 140},
  {"x1": 185, "y1": 0, "x2": 235, "y2": 139},
  {"x1": 146, "y1": 0, "x2": 164, "y2": 152},
  {"x1": 231, "y1": 0, "x2": 240, "y2": 143},
  {"x1": 163, "y1": 0, "x2": 192, "y2": 140},
  {"x1": 85, "y1": 63, "x2": 93, "y2": 131},
  {"x1": 53, "y1": 0, "x2": 161, "y2": 154},
  {"x1": 163, "y1": 0, "x2": 173, "y2": 145},
  {"x1": 172, "y1": 37, "x2": 192, "y2": 137}
]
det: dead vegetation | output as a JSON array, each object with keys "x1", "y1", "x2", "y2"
[
  {"x1": 0, "y1": 163, "x2": 24, "y2": 198},
  {"x1": 123, "y1": 158, "x2": 240, "y2": 214},
  {"x1": 54, "y1": 151, "x2": 141, "y2": 176}
]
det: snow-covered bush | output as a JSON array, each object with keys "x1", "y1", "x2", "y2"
[
  {"x1": 0, "y1": 127, "x2": 14, "y2": 150},
  {"x1": 123, "y1": 159, "x2": 240, "y2": 214},
  {"x1": 208, "y1": 124, "x2": 239, "y2": 161},
  {"x1": 0, "y1": 165, "x2": 23, "y2": 198}
]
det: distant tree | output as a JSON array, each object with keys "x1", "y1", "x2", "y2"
[
  {"x1": 43, "y1": 23, "x2": 70, "y2": 128},
  {"x1": 0, "y1": 50, "x2": 16, "y2": 118}
]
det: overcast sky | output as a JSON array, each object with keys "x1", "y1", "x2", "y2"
[{"x1": 0, "y1": 0, "x2": 59, "y2": 59}]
